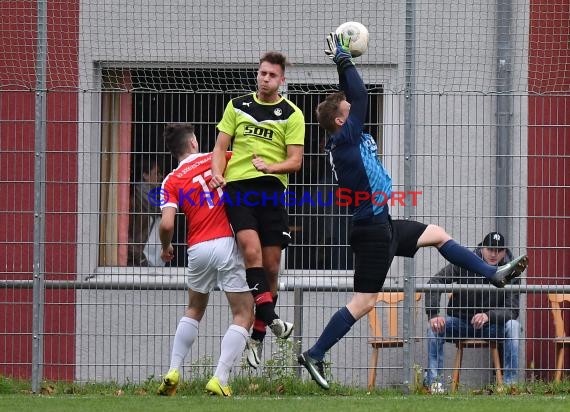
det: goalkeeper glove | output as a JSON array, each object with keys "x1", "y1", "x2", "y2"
[{"x1": 325, "y1": 32, "x2": 354, "y2": 71}]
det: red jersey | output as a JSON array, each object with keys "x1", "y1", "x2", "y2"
[{"x1": 161, "y1": 152, "x2": 233, "y2": 247}]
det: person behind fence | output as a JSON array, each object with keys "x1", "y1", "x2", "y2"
[
  {"x1": 296, "y1": 32, "x2": 529, "y2": 390},
  {"x1": 127, "y1": 156, "x2": 164, "y2": 266},
  {"x1": 210, "y1": 51, "x2": 305, "y2": 369},
  {"x1": 156, "y1": 123, "x2": 254, "y2": 397},
  {"x1": 424, "y1": 231, "x2": 521, "y2": 392}
]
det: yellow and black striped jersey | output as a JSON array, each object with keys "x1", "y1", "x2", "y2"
[{"x1": 217, "y1": 92, "x2": 305, "y2": 187}]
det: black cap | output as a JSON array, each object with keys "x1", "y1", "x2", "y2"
[{"x1": 478, "y1": 232, "x2": 505, "y2": 249}]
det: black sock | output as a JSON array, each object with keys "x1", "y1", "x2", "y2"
[
  {"x1": 251, "y1": 294, "x2": 277, "y2": 341},
  {"x1": 246, "y1": 267, "x2": 277, "y2": 325}
]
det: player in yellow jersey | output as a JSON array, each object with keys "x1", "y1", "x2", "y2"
[{"x1": 211, "y1": 51, "x2": 305, "y2": 369}]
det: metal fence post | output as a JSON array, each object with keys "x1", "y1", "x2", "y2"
[
  {"x1": 32, "y1": 0, "x2": 48, "y2": 394},
  {"x1": 402, "y1": 0, "x2": 417, "y2": 394},
  {"x1": 496, "y1": 0, "x2": 513, "y2": 238},
  {"x1": 293, "y1": 285, "x2": 304, "y2": 378}
]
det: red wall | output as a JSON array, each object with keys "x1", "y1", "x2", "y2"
[
  {"x1": 0, "y1": 0, "x2": 78, "y2": 380},
  {"x1": 527, "y1": 1, "x2": 570, "y2": 381}
]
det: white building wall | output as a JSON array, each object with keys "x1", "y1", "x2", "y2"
[{"x1": 76, "y1": 1, "x2": 529, "y2": 388}]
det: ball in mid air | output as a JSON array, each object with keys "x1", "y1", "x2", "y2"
[{"x1": 335, "y1": 21, "x2": 369, "y2": 57}]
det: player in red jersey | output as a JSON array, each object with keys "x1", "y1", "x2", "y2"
[{"x1": 157, "y1": 123, "x2": 253, "y2": 397}]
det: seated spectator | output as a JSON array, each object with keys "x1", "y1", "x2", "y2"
[
  {"x1": 127, "y1": 156, "x2": 163, "y2": 266},
  {"x1": 425, "y1": 232, "x2": 521, "y2": 391}
]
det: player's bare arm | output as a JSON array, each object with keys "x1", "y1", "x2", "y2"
[
  {"x1": 210, "y1": 131, "x2": 232, "y2": 188},
  {"x1": 159, "y1": 207, "x2": 176, "y2": 262},
  {"x1": 252, "y1": 144, "x2": 303, "y2": 174}
]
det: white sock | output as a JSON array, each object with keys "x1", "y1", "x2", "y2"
[
  {"x1": 169, "y1": 316, "x2": 199, "y2": 371},
  {"x1": 214, "y1": 324, "x2": 249, "y2": 386}
]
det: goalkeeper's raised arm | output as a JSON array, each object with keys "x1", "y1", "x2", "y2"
[{"x1": 324, "y1": 32, "x2": 368, "y2": 132}]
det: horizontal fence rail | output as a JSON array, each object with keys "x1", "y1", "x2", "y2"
[{"x1": 2, "y1": 279, "x2": 570, "y2": 294}]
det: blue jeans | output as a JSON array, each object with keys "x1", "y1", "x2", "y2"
[{"x1": 426, "y1": 317, "x2": 520, "y2": 385}]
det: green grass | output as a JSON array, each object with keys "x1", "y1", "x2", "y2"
[
  {"x1": 1, "y1": 341, "x2": 568, "y2": 412},
  {"x1": 0, "y1": 374, "x2": 569, "y2": 412},
  {"x1": 0, "y1": 393, "x2": 568, "y2": 412}
]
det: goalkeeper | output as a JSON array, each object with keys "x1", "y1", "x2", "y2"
[{"x1": 297, "y1": 33, "x2": 529, "y2": 390}]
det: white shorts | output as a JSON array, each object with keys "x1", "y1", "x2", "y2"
[{"x1": 186, "y1": 236, "x2": 249, "y2": 294}]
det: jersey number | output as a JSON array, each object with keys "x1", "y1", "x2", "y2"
[{"x1": 192, "y1": 170, "x2": 224, "y2": 209}]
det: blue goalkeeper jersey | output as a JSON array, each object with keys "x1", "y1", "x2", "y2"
[{"x1": 324, "y1": 65, "x2": 392, "y2": 223}]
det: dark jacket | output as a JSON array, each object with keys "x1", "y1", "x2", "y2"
[{"x1": 424, "y1": 248, "x2": 520, "y2": 324}]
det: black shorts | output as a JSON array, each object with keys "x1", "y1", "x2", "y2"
[
  {"x1": 350, "y1": 217, "x2": 428, "y2": 293},
  {"x1": 224, "y1": 177, "x2": 291, "y2": 248}
]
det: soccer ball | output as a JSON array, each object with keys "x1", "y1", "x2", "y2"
[{"x1": 335, "y1": 21, "x2": 369, "y2": 57}]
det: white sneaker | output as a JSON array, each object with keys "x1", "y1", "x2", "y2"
[
  {"x1": 430, "y1": 382, "x2": 445, "y2": 394},
  {"x1": 246, "y1": 338, "x2": 262, "y2": 369},
  {"x1": 269, "y1": 319, "x2": 294, "y2": 339}
]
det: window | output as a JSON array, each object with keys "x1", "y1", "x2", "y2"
[
  {"x1": 98, "y1": 69, "x2": 383, "y2": 271},
  {"x1": 98, "y1": 68, "x2": 256, "y2": 267}
]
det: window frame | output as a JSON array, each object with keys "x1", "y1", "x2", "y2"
[{"x1": 77, "y1": 64, "x2": 393, "y2": 280}]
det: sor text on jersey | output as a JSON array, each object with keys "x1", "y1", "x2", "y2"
[{"x1": 244, "y1": 125, "x2": 274, "y2": 141}]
